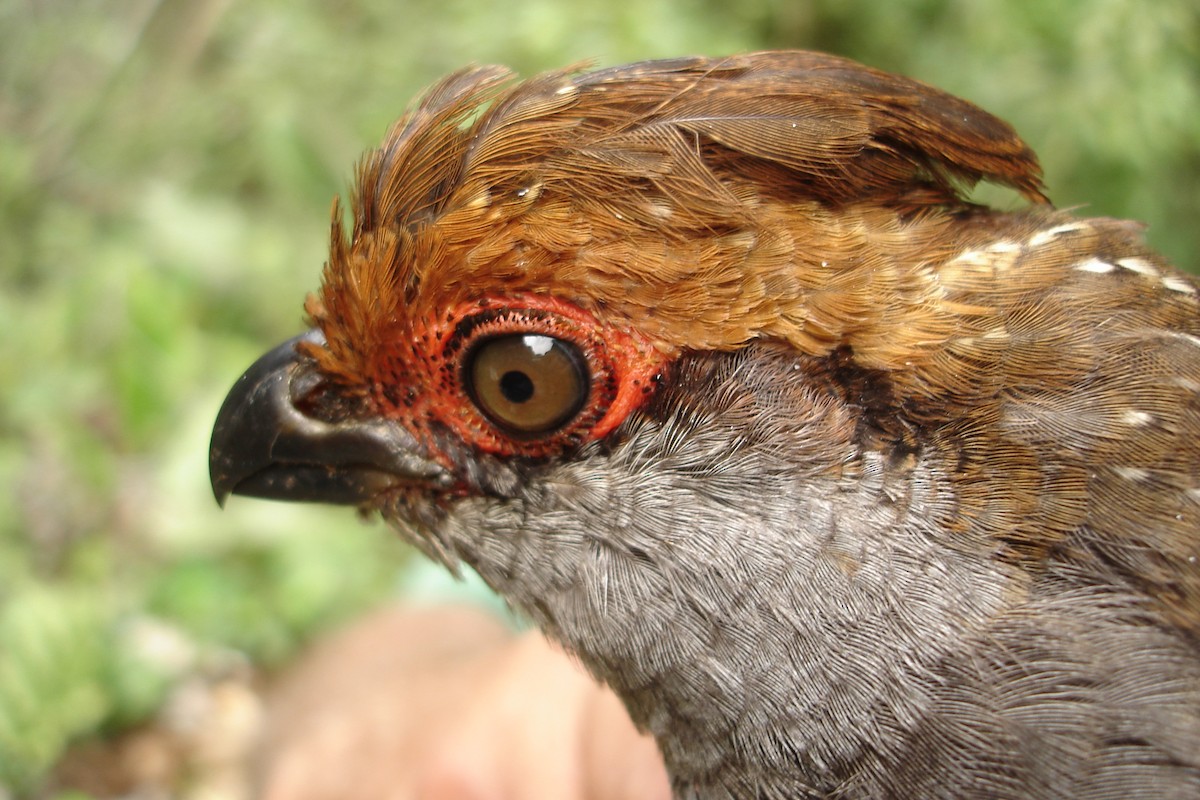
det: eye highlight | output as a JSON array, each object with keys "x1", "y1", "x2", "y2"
[{"x1": 465, "y1": 333, "x2": 589, "y2": 437}]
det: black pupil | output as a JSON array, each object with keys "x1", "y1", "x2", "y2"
[{"x1": 499, "y1": 370, "x2": 534, "y2": 403}]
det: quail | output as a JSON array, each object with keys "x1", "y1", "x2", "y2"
[{"x1": 211, "y1": 52, "x2": 1200, "y2": 798}]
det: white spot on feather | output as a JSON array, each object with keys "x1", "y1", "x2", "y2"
[
  {"x1": 948, "y1": 249, "x2": 984, "y2": 267},
  {"x1": 946, "y1": 246, "x2": 1018, "y2": 272},
  {"x1": 464, "y1": 190, "x2": 492, "y2": 210},
  {"x1": 1114, "y1": 466, "x2": 1149, "y2": 482},
  {"x1": 1122, "y1": 409, "x2": 1153, "y2": 426},
  {"x1": 1162, "y1": 275, "x2": 1197, "y2": 295},
  {"x1": 1075, "y1": 258, "x2": 1114, "y2": 274},
  {"x1": 1116, "y1": 257, "x2": 1159, "y2": 277},
  {"x1": 1028, "y1": 222, "x2": 1088, "y2": 248},
  {"x1": 646, "y1": 200, "x2": 674, "y2": 219}
]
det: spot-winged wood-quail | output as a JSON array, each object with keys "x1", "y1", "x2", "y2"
[{"x1": 210, "y1": 51, "x2": 1200, "y2": 799}]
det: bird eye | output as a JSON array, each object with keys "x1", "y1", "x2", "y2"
[{"x1": 465, "y1": 334, "x2": 589, "y2": 437}]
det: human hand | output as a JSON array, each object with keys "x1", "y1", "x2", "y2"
[{"x1": 258, "y1": 605, "x2": 670, "y2": 800}]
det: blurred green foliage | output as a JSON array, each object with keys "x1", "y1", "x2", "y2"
[{"x1": 0, "y1": 0, "x2": 1196, "y2": 795}]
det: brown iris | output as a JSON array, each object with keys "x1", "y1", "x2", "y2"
[{"x1": 465, "y1": 334, "x2": 589, "y2": 437}]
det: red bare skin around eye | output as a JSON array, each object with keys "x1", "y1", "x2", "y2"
[{"x1": 364, "y1": 293, "x2": 669, "y2": 463}]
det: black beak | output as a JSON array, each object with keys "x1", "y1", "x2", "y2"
[{"x1": 209, "y1": 330, "x2": 448, "y2": 507}]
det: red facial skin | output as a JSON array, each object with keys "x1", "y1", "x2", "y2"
[{"x1": 353, "y1": 292, "x2": 669, "y2": 466}]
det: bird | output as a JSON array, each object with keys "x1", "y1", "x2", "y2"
[{"x1": 210, "y1": 51, "x2": 1200, "y2": 798}]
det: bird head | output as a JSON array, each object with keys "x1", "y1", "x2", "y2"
[
  {"x1": 210, "y1": 52, "x2": 1200, "y2": 797},
  {"x1": 211, "y1": 49, "x2": 1046, "y2": 498}
]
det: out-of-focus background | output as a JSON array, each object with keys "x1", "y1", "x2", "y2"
[{"x1": 1, "y1": 0, "x2": 1196, "y2": 796}]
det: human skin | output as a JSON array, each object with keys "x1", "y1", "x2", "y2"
[{"x1": 257, "y1": 604, "x2": 670, "y2": 800}]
